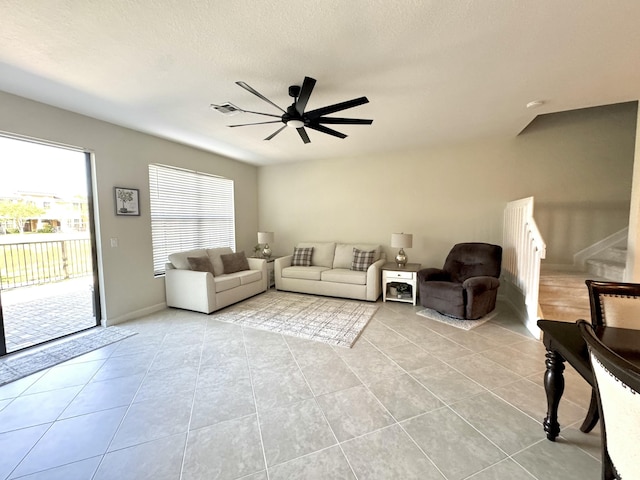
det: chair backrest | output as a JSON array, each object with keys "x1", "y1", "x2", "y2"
[
  {"x1": 442, "y1": 242, "x2": 502, "y2": 283},
  {"x1": 586, "y1": 280, "x2": 640, "y2": 330},
  {"x1": 578, "y1": 320, "x2": 640, "y2": 480}
]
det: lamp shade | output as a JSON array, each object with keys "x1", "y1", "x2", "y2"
[
  {"x1": 258, "y1": 231, "x2": 274, "y2": 244},
  {"x1": 391, "y1": 233, "x2": 413, "y2": 249}
]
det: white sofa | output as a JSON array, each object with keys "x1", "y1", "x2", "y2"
[
  {"x1": 165, "y1": 247, "x2": 267, "y2": 314},
  {"x1": 274, "y1": 242, "x2": 386, "y2": 302}
]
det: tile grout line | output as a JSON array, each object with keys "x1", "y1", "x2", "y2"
[
  {"x1": 283, "y1": 334, "x2": 362, "y2": 480},
  {"x1": 368, "y1": 311, "x2": 548, "y2": 475},
  {"x1": 242, "y1": 326, "x2": 272, "y2": 480}
]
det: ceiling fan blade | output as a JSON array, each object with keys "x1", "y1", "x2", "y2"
[
  {"x1": 305, "y1": 97, "x2": 369, "y2": 119},
  {"x1": 228, "y1": 120, "x2": 282, "y2": 127},
  {"x1": 236, "y1": 81, "x2": 287, "y2": 113},
  {"x1": 238, "y1": 109, "x2": 282, "y2": 118},
  {"x1": 297, "y1": 127, "x2": 310, "y2": 144},
  {"x1": 316, "y1": 117, "x2": 373, "y2": 125},
  {"x1": 295, "y1": 77, "x2": 316, "y2": 115},
  {"x1": 264, "y1": 125, "x2": 287, "y2": 141},
  {"x1": 306, "y1": 123, "x2": 347, "y2": 139}
]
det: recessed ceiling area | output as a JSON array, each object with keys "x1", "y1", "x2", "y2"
[{"x1": 1, "y1": 1, "x2": 639, "y2": 166}]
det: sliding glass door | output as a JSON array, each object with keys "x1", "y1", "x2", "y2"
[{"x1": 0, "y1": 135, "x2": 100, "y2": 356}]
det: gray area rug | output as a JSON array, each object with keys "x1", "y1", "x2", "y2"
[
  {"x1": 416, "y1": 307, "x2": 498, "y2": 330},
  {"x1": 0, "y1": 326, "x2": 137, "y2": 386},
  {"x1": 213, "y1": 291, "x2": 378, "y2": 348}
]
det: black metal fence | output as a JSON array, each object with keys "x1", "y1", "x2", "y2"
[{"x1": 0, "y1": 238, "x2": 92, "y2": 290}]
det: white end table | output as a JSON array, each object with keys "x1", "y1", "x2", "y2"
[
  {"x1": 382, "y1": 262, "x2": 422, "y2": 306},
  {"x1": 252, "y1": 256, "x2": 278, "y2": 288}
]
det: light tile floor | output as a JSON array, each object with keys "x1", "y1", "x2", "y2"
[{"x1": 0, "y1": 299, "x2": 603, "y2": 479}]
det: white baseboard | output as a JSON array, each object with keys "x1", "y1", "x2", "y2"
[{"x1": 104, "y1": 302, "x2": 167, "y2": 326}]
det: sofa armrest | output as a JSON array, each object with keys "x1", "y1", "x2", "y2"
[
  {"x1": 462, "y1": 275, "x2": 500, "y2": 295},
  {"x1": 247, "y1": 257, "x2": 268, "y2": 290},
  {"x1": 274, "y1": 255, "x2": 292, "y2": 290},
  {"x1": 165, "y1": 268, "x2": 216, "y2": 313},
  {"x1": 365, "y1": 254, "x2": 387, "y2": 301},
  {"x1": 247, "y1": 257, "x2": 267, "y2": 271},
  {"x1": 418, "y1": 268, "x2": 450, "y2": 283}
]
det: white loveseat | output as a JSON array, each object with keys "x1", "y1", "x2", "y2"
[
  {"x1": 165, "y1": 247, "x2": 267, "y2": 314},
  {"x1": 274, "y1": 242, "x2": 386, "y2": 302}
]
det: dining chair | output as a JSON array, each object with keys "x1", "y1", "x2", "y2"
[
  {"x1": 580, "y1": 280, "x2": 640, "y2": 434},
  {"x1": 578, "y1": 320, "x2": 640, "y2": 480}
]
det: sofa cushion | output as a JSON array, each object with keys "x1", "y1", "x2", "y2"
[
  {"x1": 321, "y1": 268, "x2": 367, "y2": 285},
  {"x1": 214, "y1": 275, "x2": 242, "y2": 293},
  {"x1": 297, "y1": 242, "x2": 336, "y2": 268},
  {"x1": 236, "y1": 269, "x2": 262, "y2": 285},
  {"x1": 168, "y1": 248, "x2": 207, "y2": 270},
  {"x1": 221, "y1": 251, "x2": 250, "y2": 274},
  {"x1": 282, "y1": 266, "x2": 329, "y2": 281},
  {"x1": 351, "y1": 248, "x2": 376, "y2": 272},
  {"x1": 206, "y1": 247, "x2": 234, "y2": 276},
  {"x1": 333, "y1": 243, "x2": 381, "y2": 269},
  {"x1": 292, "y1": 247, "x2": 314, "y2": 266},
  {"x1": 187, "y1": 256, "x2": 215, "y2": 274}
]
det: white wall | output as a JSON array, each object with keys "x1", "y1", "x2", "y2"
[
  {"x1": 0, "y1": 91, "x2": 258, "y2": 324},
  {"x1": 259, "y1": 102, "x2": 637, "y2": 268}
]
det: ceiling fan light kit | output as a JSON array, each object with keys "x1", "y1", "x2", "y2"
[{"x1": 215, "y1": 76, "x2": 373, "y2": 144}]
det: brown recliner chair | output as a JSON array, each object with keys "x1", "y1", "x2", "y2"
[{"x1": 418, "y1": 242, "x2": 502, "y2": 319}]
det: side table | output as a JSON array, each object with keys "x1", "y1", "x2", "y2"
[
  {"x1": 382, "y1": 262, "x2": 421, "y2": 306},
  {"x1": 252, "y1": 256, "x2": 278, "y2": 289}
]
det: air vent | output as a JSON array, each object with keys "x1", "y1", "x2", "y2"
[{"x1": 210, "y1": 102, "x2": 241, "y2": 115}]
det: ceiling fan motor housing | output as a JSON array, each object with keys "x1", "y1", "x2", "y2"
[
  {"x1": 228, "y1": 76, "x2": 372, "y2": 143},
  {"x1": 288, "y1": 85, "x2": 301, "y2": 98}
]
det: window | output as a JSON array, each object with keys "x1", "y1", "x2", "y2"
[{"x1": 148, "y1": 164, "x2": 235, "y2": 275}]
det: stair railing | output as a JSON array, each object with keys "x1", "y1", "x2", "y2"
[{"x1": 503, "y1": 197, "x2": 547, "y2": 335}]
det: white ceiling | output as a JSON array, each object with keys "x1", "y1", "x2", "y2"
[{"x1": 1, "y1": 1, "x2": 639, "y2": 166}]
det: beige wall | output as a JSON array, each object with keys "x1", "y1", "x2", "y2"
[
  {"x1": 625, "y1": 105, "x2": 640, "y2": 281},
  {"x1": 259, "y1": 102, "x2": 637, "y2": 268},
  {"x1": 0, "y1": 91, "x2": 258, "y2": 324}
]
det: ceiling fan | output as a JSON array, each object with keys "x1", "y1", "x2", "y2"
[{"x1": 212, "y1": 76, "x2": 372, "y2": 144}]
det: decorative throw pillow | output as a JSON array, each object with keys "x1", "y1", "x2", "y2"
[
  {"x1": 187, "y1": 256, "x2": 216, "y2": 274},
  {"x1": 220, "y1": 251, "x2": 250, "y2": 274},
  {"x1": 292, "y1": 246, "x2": 314, "y2": 267},
  {"x1": 351, "y1": 248, "x2": 376, "y2": 272}
]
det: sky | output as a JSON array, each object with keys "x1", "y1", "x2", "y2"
[{"x1": 0, "y1": 136, "x2": 88, "y2": 197}]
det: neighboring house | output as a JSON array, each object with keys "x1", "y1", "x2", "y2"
[{"x1": 0, "y1": 191, "x2": 88, "y2": 233}]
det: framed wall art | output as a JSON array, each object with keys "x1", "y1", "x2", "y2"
[{"x1": 114, "y1": 187, "x2": 140, "y2": 216}]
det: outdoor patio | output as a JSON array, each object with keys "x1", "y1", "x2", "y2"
[{"x1": 1, "y1": 277, "x2": 96, "y2": 353}]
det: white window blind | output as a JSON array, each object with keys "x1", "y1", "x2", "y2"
[{"x1": 149, "y1": 164, "x2": 235, "y2": 275}]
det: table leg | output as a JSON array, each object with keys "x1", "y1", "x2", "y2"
[{"x1": 542, "y1": 349, "x2": 565, "y2": 441}]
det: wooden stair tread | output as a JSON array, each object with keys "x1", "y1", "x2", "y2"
[{"x1": 538, "y1": 269, "x2": 596, "y2": 322}]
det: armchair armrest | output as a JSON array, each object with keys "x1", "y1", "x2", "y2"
[
  {"x1": 462, "y1": 275, "x2": 500, "y2": 295},
  {"x1": 418, "y1": 268, "x2": 450, "y2": 283}
]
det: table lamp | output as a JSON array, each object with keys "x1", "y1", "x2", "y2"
[
  {"x1": 257, "y1": 231, "x2": 275, "y2": 259},
  {"x1": 391, "y1": 233, "x2": 413, "y2": 267}
]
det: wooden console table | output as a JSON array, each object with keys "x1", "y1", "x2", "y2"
[{"x1": 537, "y1": 319, "x2": 640, "y2": 441}]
